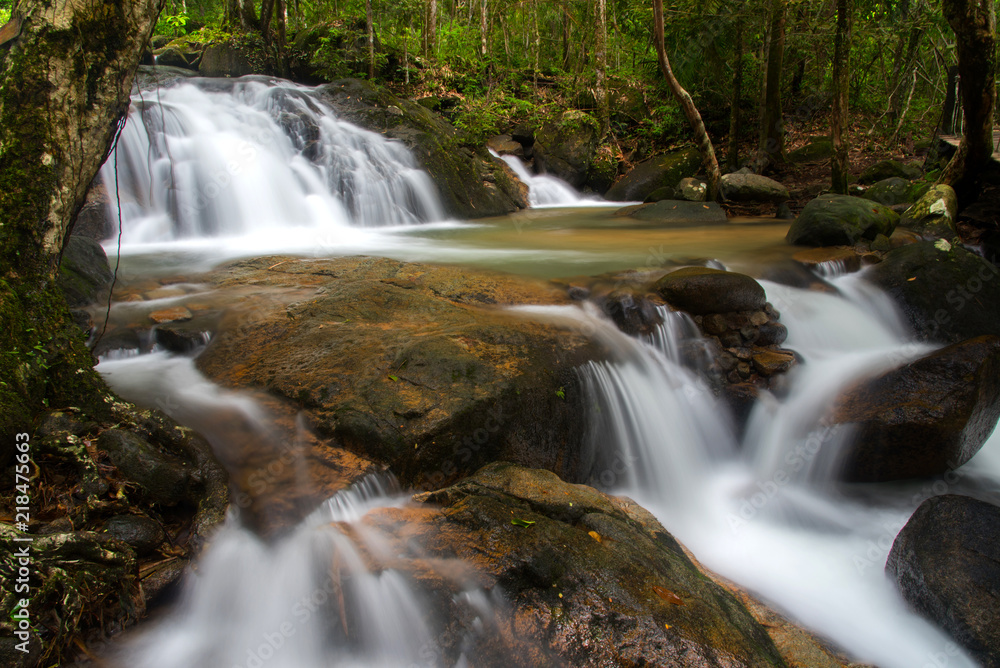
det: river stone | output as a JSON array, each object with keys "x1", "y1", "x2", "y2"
[
  {"x1": 720, "y1": 173, "x2": 790, "y2": 204},
  {"x1": 149, "y1": 306, "x2": 192, "y2": 324},
  {"x1": 103, "y1": 514, "x2": 166, "y2": 555},
  {"x1": 678, "y1": 177, "x2": 708, "y2": 202},
  {"x1": 828, "y1": 336, "x2": 1000, "y2": 482},
  {"x1": 654, "y1": 267, "x2": 767, "y2": 315},
  {"x1": 487, "y1": 134, "x2": 524, "y2": 157},
  {"x1": 788, "y1": 136, "x2": 834, "y2": 163},
  {"x1": 791, "y1": 247, "x2": 862, "y2": 274},
  {"x1": 866, "y1": 241, "x2": 1000, "y2": 343},
  {"x1": 857, "y1": 159, "x2": 922, "y2": 185},
  {"x1": 623, "y1": 200, "x2": 728, "y2": 227},
  {"x1": 197, "y1": 256, "x2": 604, "y2": 491},
  {"x1": 786, "y1": 194, "x2": 899, "y2": 247},
  {"x1": 605, "y1": 147, "x2": 702, "y2": 202},
  {"x1": 899, "y1": 184, "x2": 959, "y2": 239},
  {"x1": 752, "y1": 350, "x2": 796, "y2": 376},
  {"x1": 860, "y1": 177, "x2": 917, "y2": 207},
  {"x1": 532, "y1": 110, "x2": 599, "y2": 188},
  {"x1": 599, "y1": 289, "x2": 662, "y2": 336},
  {"x1": 381, "y1": 462, "x2": 788, "y2": 667},
  {"x1": 154, "y1": 46, "x2": 194, "y2": 70},
  {"x1": 886, "y1": 494, "x2": 1000, "y2": 668},
  {"x1": 97, "y1": 429, "x2": 196, "y2": 506}
]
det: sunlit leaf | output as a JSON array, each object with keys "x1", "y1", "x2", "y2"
[
  {"x1": 652, "y1": 586, "x2": 685, "y2": 605},
  {"x1": 511, "y1": 518, "x2": 536, "y2": 527}
]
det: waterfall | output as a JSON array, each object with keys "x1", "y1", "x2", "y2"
[
  {"x1": 493, "y1": 152, "x2": 605, "y2": 207},
  {"x1": 102, "y1": 77, "x2": 444, "y2": 245}
]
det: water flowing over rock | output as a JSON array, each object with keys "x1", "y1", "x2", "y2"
[
  {"x1": 887, "y1": 494, "x2": 1000, "y2": 667},
  {"x1": 531, "y1": 110, "x2": 600, "y2": 189},
  {"x1": 196, "y1": 256, "x2": 605, "y2": 490},
  {"x1": 828, "y1": 335, "x2": 1000, "y2": 482},
  {"x1": 786, "y1": 194, "x2": 899, "y2": 247},
  {"x1": 866, "y1": 241, "x2": 1000, "y2": 343}
]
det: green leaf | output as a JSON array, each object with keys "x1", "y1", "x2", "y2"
[
  {"x1": 388, "y1": 374, "x2": 399, "y2": 382},
  {"x1": 555, "y1": 386, "x2": 566, "y2": 400},
  {"x1": 511, "y1": 518, "x2": 536, "y2": 527}
]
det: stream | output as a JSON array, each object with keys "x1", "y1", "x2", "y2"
[{"x1": 93, "y1": 75, "x2": 1000, "y2": 667}]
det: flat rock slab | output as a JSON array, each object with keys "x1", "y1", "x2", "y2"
[{"x1": 617, "y1": 200, "x2": 728, "y2": 227}]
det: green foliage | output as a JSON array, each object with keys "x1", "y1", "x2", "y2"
[{"x1": 453, "y1": 92, "x2": 541, "y2": 145}]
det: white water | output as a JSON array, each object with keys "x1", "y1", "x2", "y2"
[
  {"x1": 493, "y1": 151, "x2": 610, "y2": 207},
  {"x1": 577, "y1": 273, "x2": 1000, "y2": 668}
]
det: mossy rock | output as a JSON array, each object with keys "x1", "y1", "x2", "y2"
[
  {"x1": 532, "y1": 110, "x2": 600, "y2": 189},
  {"x1": 786, "y1": 194, "x2": 899, "y2": 247},
  {"x1": 857, "y1": 159, "x2": 922, "y2": 185},
  {"x1": 605, "y1": 147, "x2": 702, "y2": 202},
  {"x1": 787, "y1": 137, "x2": 834, "y2": 163},
  {"x1": 654, "y1": 266, "x2": 767, "y2": 315},
  {"x1": 58, "y1": 236, "x2": 113, "y2": 309},
  {"x1": 860, "y1": 177, "x2": 917, "y2": 207},
  {"x1": 899, "y1": 184, "x2": 959, "y2": 240}
]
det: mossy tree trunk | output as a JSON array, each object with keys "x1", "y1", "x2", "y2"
[
  {"x1": 830, "y1": 0, "x2": 851, "y2": 194},
  {"x1": 0, "y1": 0, "x2": 164, "y2": 458},
  {"x1": 939, "y1": 0, "x2": 997, "y2": 197},
  {"x1": 652, "y1": 0, "x2": 721, "y2": 200}
]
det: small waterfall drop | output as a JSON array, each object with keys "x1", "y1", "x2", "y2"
[
  {"x1": 493, "y1": 152, "x2": 604, "y2": 207},
  {"x1": 104, "y1": 77, "x2": 444, "y2": 245}
]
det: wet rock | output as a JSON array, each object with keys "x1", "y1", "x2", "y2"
[
  {"x1": 899, "y1": 184, "x2": 959, "y2": 240},
  {"x1": 752, "y1": 350, "x2": 796, "y2": 376},
  {"x1": 605, "y1": 147, "x2": 702, "y2": 202},
  {"x1": 886, "y1": 494, "x2": 1000, "y2": 668},
  {"x1": 149, "y1": 306, "x2": 192, "y2": 324},
  {"x1": 786, "y1": 194, "x2": 899, "y2": 247},
  {"x1": 722, "y1": 383, "x2": 760, "y2": 438},
  {"x1": 859, "y1": 177, "x2": 922, "y2": 207},
  {"x1": 531, "y1": 111, "x2": 599, "y2": 188},
  {"x1": 197, "y1": 256, "x2": 605, "y2": 490},
  {"x1": 389, "y1": 463, "x2": 788, "y2": 667},
  {"x1": 621, "y1": 200, "x2": 728, "y2": 226},
  {"x1": 487, "y1": 134, "x2": 524, "y2": 157},
  {"x1": 654, "y1": 267, "x2": 767, "y2": 315},
  {"x1": 97, "y1": 429, "x2": 197, "y2": 506},
  {"x1": 791, "y1": 247, "x2": 863, "y2": 274},
  {"x1": 829, "y1": 336, "x2": 1000, "y2": 482},
  {"x1": 720, "y1": 173, "x2": 790, "y2": 204},
  {"x1": 598, "y1": 289, "x2": 661, "y2": 336},
  {"x1": 92, "y1": 327, "x2": 143, "y2": 358},
  {"x1": 154, "y1": 318, "x2": 216, "y2": 353},
  {"x1": 866, "y1": 241, "x2": 1000, "y2": 343},
  {"x1": 103, "y1": 514, "x2": 166, "y2": 556},
  {"x1": 154, "y1": 46, "x2": 194, "y2": 69},
  {"x1": 857, "y1": 159, "x2": 922, "y2": 185},
  {"x1": 58, "y1": 236, "x2": 113, "y2": 308},
  {"x1": 756, "y1": 322, "x2": 788, "y2": 346}
]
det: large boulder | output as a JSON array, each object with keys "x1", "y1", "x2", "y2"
[
  {"x1": 654, "y1": 267, "x2": 767, "y2": 315},
  {"x1": 366, "y1": 463, "x2": 789, "y2": 667},
  {"x1": 197, "y1": 256, "x2": 605, "y2": 491},
  {"x1": 860, "y1": 177, "x2": 927, "y2": 208},
  {"x1": 899, "y1": 184, "x2": 959, "y2": 240},
  {"x1": 319, "y1": 79, "x2": 526, "y2": 218},
  {"x1": 785, "y1": 194, "x2": 899, "y2": 247},
  {"x1": 617, "y1": 200, "x2": 728, "y2": 227},
  {"x1": 866, "y1": 241, "x2": 1000, "y2": 343},
  {"x1": 857, "y1": 159, "x2": 922, "y2": 185},
  {"x1": 720, "y1": 173, "x2": 790, "y2": 204},
  {"x1": 532, "y1": 110, "x2": 600, "y2": 189},
  {"x1": 199, "y1": 43, "x2": 254, "y2": 78},
  {"x1": 605, "y1": 147, "x2": 702, "y2": 202},
  {"x1": 787, "y1": 136, "x2": 834, "y2": 163},
  {"x1": 828, "y1": 336, "x2": 1000, "y2": 482},
  {"x1": 886, "y1": 495, "x2": 1000, "y2": 668}
]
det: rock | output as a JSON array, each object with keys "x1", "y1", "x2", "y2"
[
  {"x1": 154, "y1": 46, "x2": 194, "y2": 69},
  {"x1": 655, "y1": 267, "x2": 767, "y2": 315},
  {"x1": 197, "y1": 256, "x2": 604, "y2": 490},
  {"x1": 154, "y1": 321, "x2": 213, "y2": 353},
  {"x1": 678, "y1": 177, "x2": 707, "y2": 202},
  {"x1": 791, "y1": 247, "x2": 862, "y2": 274},
  {"x1": 621, "y1": 200, "x2": 728, "y2": 227},
  {"x1": 857, "y1": 159, "x2": 922, "y2": 185},
  {"x1": 598, "y1": 290, "x2": 662, "y2": 336},
  {"x1": 58, "y1": 236, "x2": 113, "y2": 308},
  {"x1": 605, "y1": 148, "x2": 702, "y2": 202},
  {"x1": 149, "y1": 306, "x2": 193, "y2": 324},
  {"x1": 752, "y1": 350, "x2": 796, "y2": 376},
  {"x1": 92, "y1": 327, "x2": 143, "y2": 358},
  {"x1": 785, "y1": 194, "x2": 899, "y2": 247},
  {"x1": 720, "y1": 173, "x2": 790, "y2": 204},
  {"x1": 829, "y1": 336, "x2": 1000, "y2": 482},
  {"x1": 378, "y1": 463, "x2": 789, "y2": 667},
  {"x1": 199, "y1": 43, "x2": 254, "y2": 77},
  {"x1": 860, "y1": 177, "x2": 917, "y2": 207},
  {"x1": 788, "y1": 136, "x2": 834, "y2": 163},
  {"x1": 97, "y1": 429, "x2": 197, "y2": 506},
  {"x1": 899, "y1": 184, "x2": 959, "y2": 239},
  {"x1": 887, "y1": 494, "x2": 1000, "y2": 668},
  {"x1": 487, "y1": 134, "x2": 524, "y2": 157},
  {"x1": 73, "y1": 176, "x2": 114, "y2": 240},
  {"x1": 644, "y1": 185, "x2": 678, "y2": 202},
  {"x1": 866, "y1": 241, "x2": 1000, "y2": 343},
  {"x1": 723, "y1": 383, "x2": 761, "y2": 438},
  {"x1": 532, "y1": 111, "x2": 599, "y2": 188},
  {"x1": 103, "y1": 514, "x2": 166, "y2": 556},
  {"x1": 319, "y1": 79, "x2": 526, "y2": 219}
]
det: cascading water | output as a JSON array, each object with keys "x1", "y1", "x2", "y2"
[
  {"x1": 493, "y1": 152, "x2": 607, "y2": 207},
  {"x1": 103, "y1": 77, "x2": 444, "y2": 246},
  {"x1": 576, "y1": 270, "x2": 997, "y2": 668}
]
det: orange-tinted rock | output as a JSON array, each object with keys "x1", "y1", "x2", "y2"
[{"x1": 149, "y1": 306, "x2": 192, "y2": 323}]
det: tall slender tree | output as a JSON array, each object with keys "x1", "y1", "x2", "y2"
[
  {"x1": 652, "y1": 0, "x2": 721, "y2": 199},
  {"x1": 757, "y1": 0, "x2": 787, "y2": 170},
  {"x1": 830, "y1": 0, "x2": 852, "y2": 193}
]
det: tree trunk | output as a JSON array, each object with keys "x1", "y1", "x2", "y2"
[
  {"x1": 0, "y1": 0, "x2": 164, "y2": 445},
  {"x1": 480, "y1": 0, "x2": 487, "y2": 58},
  {"x1": 758, "y1": 0, "x2": 787, "y2": 169},
  {"x1": 830, "y1": 0, "x2": 852, "y2": 194},
  {"x1": 652, "y1": 0, "x2": 721, "y2": 200},
  {"x1": 425, "y1": 0, "x2": 437, "y2": 57},
  {"x1": 260, "y1": 0, "x2": 275, "y2": 45},
  {"x1": 939, "y1": 0, "x2": 996, "y2": 194},
  {"x1": 941, "y1": 65, "x2": 960, "y2": 135},
  {"x1": 226, "y1": 0, "x2": 257, "y2": 31},
  {"x1": 727, "y1": 16, "x2": 744, "y2": 171},
  {"x1": 595, "y1": 0, "x2": 609, "y2": 136},
  {"x1": 366, "y1": 0, "x2": 375, "y2": 78}
]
